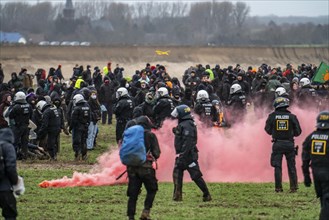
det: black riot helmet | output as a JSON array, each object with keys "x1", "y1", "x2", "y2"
[
  {"x1": 171, "y1": 104, "x2": 191, "y2": 120},
  {"x1": 273, "y1": 97, "x2": 290, "y2": 109},
  {"x1": 316, "y1": 111, "x2": 329, "y2": 130}
]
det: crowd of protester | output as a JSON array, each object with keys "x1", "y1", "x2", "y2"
[{"x1": 0, "y1": 61, "x2": 328, "y2": 161}]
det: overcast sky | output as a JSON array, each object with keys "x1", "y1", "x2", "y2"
[{"x1": 3, "y1": 0, "x2": 329, "y2": 17}]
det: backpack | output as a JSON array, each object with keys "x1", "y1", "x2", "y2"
[
  {"x1": 0, "y1": 142, "x2": 5, "y2": 178},
  {"x1": 120, "y1": 125, "x2": 146, "y2": 166}
]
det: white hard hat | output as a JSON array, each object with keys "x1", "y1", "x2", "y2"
[
  {"x1": 36, "y1": 100, "x2": 47, "y2": 113},
  {"x1": 230, "y1": 84, "x2": 242, "y2": 95},
  {"x1": 157, "y1": 87, "x2": 168, "y2": 97},
  {"x1": 116, "y1": 87, "x2": 128, "y2": 99},
  {"x1": 275, "y1": 87, "x2": 287, "y2": 97},
  {"x1": 14, "y1": 91, "x2": 26, "y2": 102},
  {"x1": 196, "y1": 90, "x2": 209, "y2": 100},
  {"x1": 299, "y1": 77, "x2": 310, "y2": 87},
  {"x1": 73, "y1": 94, "x2": 85, "y2": 104}
]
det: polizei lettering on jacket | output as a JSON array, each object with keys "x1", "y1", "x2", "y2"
[
  {"x1": 275, "y1": 115, "x2": 289, "y2": 119},
  {"x1": 311, "y1": 134, "x2": 329, "y2": 140}
]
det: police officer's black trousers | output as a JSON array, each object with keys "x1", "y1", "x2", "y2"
[
  {"x1": 72, "y1": 128, "x2": 88, "y2": 157},
  {"x1": 12, "y1": 126, "x2": 29, "y2": 159},
  {"x1": 127, "y1": 167, "x2": 158, "y2": 218},
  {"x1": 116, "y1": 119, "x2": 128, "y2": 143},
  {"x1": 0, "y1": 191, "x2": 17, "y2": 220},
  {"x1": 271, "y1": 142, "x2": 298, "y2": 190},
  {"x1": 46, "y1": 130, "x2": 60, "y2": 159},
  {"x1": 313, "y1": 168, "x2": 329, "y2": 220},
  {"x1": 173, "y1": 159, "x2": 210, "y2": 198}
]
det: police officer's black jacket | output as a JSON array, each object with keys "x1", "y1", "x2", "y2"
[
  {"x1": 174, "y1": 116, "x2": 198, "y2": 165},
  {"x1": 0, "y1": 128, "x2": 18, "y2": 191},
  {"x1": 153, "y1": 96, "x2": 175, "y2": 122},
  {"x1": 38, "y1": 105, "x2": 61, "y2": 138},
  {"x1": 138, "y1": 102, "x2": 154, "y2": 121},
  {"x1": 297, "y1": 86, "x2": 317, "y2": 103},
  {"x1": 114, "y1": 95, "x2": 134, "y2": 121},
  {"x1": 302, "y1": 129, "x2": 329, "y2": 169},
  {"x1": 194, "y1": 99, "x2": 212, "y2": 118},
  {"x1": 8, "y1": 101, "x2": 32, "y2": 127},
  {"x1": 265, "y1": 108, "x2": 302, "y2": 141},
  {"x1": 70, "y1": 101, "x2": 91, "y2": 130},
  {"x1": 227, "y1": 92, "x2": 246, "y2": 111}
]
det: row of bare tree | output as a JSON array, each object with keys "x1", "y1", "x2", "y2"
[{"x1": 0, "y1": 1, "x2": 328, "y2": 46}]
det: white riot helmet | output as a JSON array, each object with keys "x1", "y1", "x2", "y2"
[
  {"x1": 36, "y1": 100, "x2": 47, "y2": 113},
  {"x1": 275, "y1": 87, "x2": 287, "y2": 98},
  {"x1": 196, "y1": 90, "x2": 209, "y2": 101},
  {"x1": 14, "y1": 91, "x2": 27, "y2": 103},
  {"x1": 299, "y1": 77, "x2": 310, "y2": 87},
  {"x1": 157, "y1": 87, "x2": 168, "y2": 98},
  {"x1": 230, "y1": 84, "x2": 242, "y2": 95},
  {"x1": 73, "y1": 94, "x2": 85, "y2": 105},
  {"x1": 116, "y1": 87, "x2": 128, "y2": 99}
]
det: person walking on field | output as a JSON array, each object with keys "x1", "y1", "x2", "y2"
[
  {"x1": 124, "y1": 116, "x2": 161, "y2": 220},
  {"x1": 171, "y1": 104, "x2": 212, "y2": 202}
]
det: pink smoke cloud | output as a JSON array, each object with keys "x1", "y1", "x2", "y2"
[{"x1": 39, "y1": 106, "x2": 318, "y2": 188}]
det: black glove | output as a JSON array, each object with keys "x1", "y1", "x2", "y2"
[{"x1": 304, "y1": 175, "x2": 312, "y2": 187}]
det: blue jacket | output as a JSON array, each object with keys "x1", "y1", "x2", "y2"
[{"x1": 0, "y1": 128, "x2": 18, "y2": 191}]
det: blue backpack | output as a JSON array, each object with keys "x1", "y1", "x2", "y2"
[{"x1": 120, "y1": 125, "x2": 146, "y2": 166}]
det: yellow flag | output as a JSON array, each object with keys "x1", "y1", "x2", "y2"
[{"x1": 155, "y1": 50, "x2": 170, "y2": 56}]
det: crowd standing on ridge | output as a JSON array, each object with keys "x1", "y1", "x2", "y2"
[{"x1": 0, "y1": 61, "x2": 329, "y2": 220}]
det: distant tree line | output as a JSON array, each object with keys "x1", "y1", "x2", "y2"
[{"x1": 0, "y1": 1, "x2": 328, "y2": 46}]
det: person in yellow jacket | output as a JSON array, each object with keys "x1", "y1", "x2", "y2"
[
  {"x1": 74, "y1": 77, "x2": 85, "y2": 89},
  {"x1": 205, "y1": 65, "x2": 214, "y2": 81}
]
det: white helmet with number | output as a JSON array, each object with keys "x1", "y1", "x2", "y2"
[
  {"x1": 116, "y1": 87, "x2": 128, "y2": 99},
  {"x1": 157, "y1": 87, "x2": 168, "y2": 97},
  {"x1": 230, "y1": 84, "x2": 242, "y2": 95},
  {"x1": 196, "y1": 90, "x2": 209, "y2": 101},
  {"x1": 275, "y1": 87, "x2": 287, "y2": 97},
  {"x1": 14, "y1": 91, "x2": 27, "y2": 103},
  {"x1": 299, "y1": 77, "x2": 310, "y2": 87},
  {"x1": 73, "y1": 94, "x2": 85, "y2": 104},
  {"x1": 36, "y1": 100, "x2": 47, "y2": 113}
]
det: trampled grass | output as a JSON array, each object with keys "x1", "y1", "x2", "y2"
[{"x1": 16, "y1": 124, "x2": 320, "y2": 220}]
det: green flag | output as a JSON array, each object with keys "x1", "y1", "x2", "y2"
[{"x1": 312, "y1": 62, "x2": 329, "y2": 83}]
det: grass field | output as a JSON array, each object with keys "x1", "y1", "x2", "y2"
[{"x1": 16, "y1": 124, "x2": 320, "y2": 220}]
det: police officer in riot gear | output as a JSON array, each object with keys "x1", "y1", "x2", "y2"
[
  {"x1": 113, "y1": 87, "x2": 134, "y2": 143},
  {"x1": 8, "y1": 91, "x2": 33, "y2": 159},
  {"x1": 297, "y1": 77, "x2": 318, "y2": 108},
  {"x1": 153, "y1": 87, "x2": 175, "y2": 128},
  {"x1": 36, "y1": 100, "x2": 61, "y2": 160},
  {"x1": 302, "y1": 111, "x2": 329, "y2": 220},
  {"x1": 171, "y1": 105, "x2": 212, "y2": 202},
  {"x1": 227, "y1": 84, "x2": 247, "y2": 125},
  {"x1": 69, "y1": 94, "x2": 91, "y2": 160},
  {"x1": 194, "y1": 90, "x2": 213, "y2": 127},
  {"x1": 265, "y1": 97, "x2": 302, "y2": 192}
]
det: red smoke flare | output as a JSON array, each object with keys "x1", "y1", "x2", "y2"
[{"x1": 39, "y1": 106, "x2": 317, "y2": 188}]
